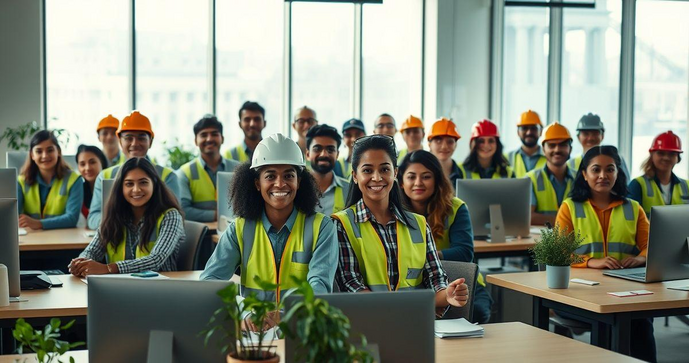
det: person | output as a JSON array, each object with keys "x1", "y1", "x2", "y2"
[
  {"x1": 398, "y1": 150, "x2": 492, "y2": 323},
  {"x1": 506, "y1": 110, "x2": 547, "y2": 178},
  {"x1": 332, "y1": 134, "x2": 469, "y2": 317},
  {"x1": 628, "y1": 131, "x2": 688, "y2": 216},
  {"x1": 87, "y1": 111, "x2": 179, "y2": 230},
  {"x1": 292, "y1": 106, "x2": 318, "y2": 155},
  {"x1": 97, "y1": 114, "x2": 125, "y2": 167},
  {"x1": 177, "y1": 115, "x2": 240, "y2": 222},
  {"x1": 305, "y1": 124, "x2": 350, "y2": 215},
  {"x1": 69, "y1": 157, "x2": 185, "y2": 276},
  {"x1": 17, "y1": 130, "x2": 83, "y2": 230},
  {"x1": 372, "y1": 113, "x2": 397, "y2": 137},
  {"x1": 336, "y1": 118, "x2": 366, "y2": 179},
  {"x1": 460, "y1": 119, "x2": 514, "y2": 179},
  {"x1": 397, "y1": 115, "x2": 425, "y2": 163},
  {"x1": 224, "y1": 101, "x2": 266, "y2": 162},
  {"x1": 427, "y1": 118, "x2": 463, "y2": 190},
  {"x1": 526, "y1": 122, "x2": 575, "y2": 226},
  {"x1": 568, "y1": 113, "x2": 630, "y2": 180},
  {"x1": 201, "y1": 133, "x2": 338, "y2": 304},
  {"x1": 75, "y1": 145, "x2": 107, "y2": 222},
  {"x1": 555, "y1": 145, "x2": 655, "y2": 362}
]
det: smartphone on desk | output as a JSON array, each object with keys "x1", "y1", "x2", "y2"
[{"x1": 131, "y1": 271, "x2": 159, "y2": 278}]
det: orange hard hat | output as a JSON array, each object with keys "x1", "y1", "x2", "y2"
[
  {"x1": 118, "y1": 111, "x2": 154, "y2": 138},
  {"x1": 400, "y1": 115, "x2": 424, "y2": 132},
  {"x1": 541, "y1": 122, "x2": 572, "y2": 144},
  {"x1": 428, "y1": 118, "x2": 461, "y2": 141},
  {"x1": 649, "y1": 131, "x2": 682, "y2": 153},
  {"x1": 97, "y1": 114, "x2": 119, "y2": 132},
  {"x1": 518, "y1": 110, "x2": 542, "y2": 127},
  {"x1": 470, "y1": 119, "x2": 499, "y2": 142}
]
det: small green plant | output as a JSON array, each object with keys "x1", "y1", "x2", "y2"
[
  {"x1": 0, "y1": 121, "x2": 77, "y2": 151},
  {"x1": 12, "y1": 318, "x2": 84, "y2": 363},
  {"x1": 530, "y1": 224, "x2": 585, "y2": 267},
  {"x1": 163, "y1": 138, "x2": 195, "y2": 170}
]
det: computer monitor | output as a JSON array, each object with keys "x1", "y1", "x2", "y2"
[
  {"x1": 0, "y1": 198, "x2": 20, "y2": 298},
  {"x1": 88, "y1": 277, "x2": 232, "y2": 363},
  {"x1": 646, "y1": 204, "x2": 689, "y2": 282},
  {"x1": 455, "y1": 178, "x2": 532, "y2": 242},
  {"x1": 6, "y1": 151, "x2": 27, "y2": 171},
  {"x1": 284, "y1": 290, "x2": 435, "y2": 362},
  {"x1": 102, "y1": 178, "x2": 115, "y2": 208},
  {"x1": 62, "y1": 154, "x2": 78, "y2": 171},
  {"x1": 0, "y1": 168, "x2": 17, "y2": 198},
  {"x1": 217, "y1": 172, "x2": 234, "y2": 233}
]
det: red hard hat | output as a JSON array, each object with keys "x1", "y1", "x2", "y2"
[
  {"x1": 649, "y1": 131, "x2": 682, "y2": 153},
  {"x1": 470, "y1": 119, "x2": 500, "y2": 142}
]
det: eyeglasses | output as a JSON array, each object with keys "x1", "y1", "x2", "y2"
[
  {"x1": 295, "y1": 118, "x2": 317, "y2": 125},
  {"x1": 120, "y1": 134, "x2": 151, "y2": 143},
  {"x1": 518, "y1": 125, "x2": 541, "y2": 132},
  {"x1": 310, "y1": 145, "x2": 338, "y2": 154}
]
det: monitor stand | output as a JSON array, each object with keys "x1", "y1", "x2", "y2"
[
  {"x1": 147, "y1": 330, "x2": 173, "y2": 363},
  {"x1": 487, "y1": 204, "x2": 506, "y2": 243}
]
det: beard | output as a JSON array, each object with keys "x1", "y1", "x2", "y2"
[
  {"x1": 311, "y1": 158, "x2": 335, "y2": 174},
  {"x1": 521, "y1": 137, "x2": 538, "y2": 148}
]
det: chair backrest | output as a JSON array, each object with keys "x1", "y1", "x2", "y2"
[
  {"x1": 439, "y1": 260, "x2": 478, "y2": 321},
  {"x1": 177, "y1": 220, "x2": 208, "y2": 271},
  {"x1": 6, "y1": 151, "x2": 28, "y2": 171}
]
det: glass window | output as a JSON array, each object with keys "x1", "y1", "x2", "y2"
[
  {"x1": 561, "y1": 0, "x2": 621, "y2": 159},
  {"x1": 215, "y1": 0, "x2": 284, "y2": 149},
  {"x1": 135, "y1": 0, "x2": 210, "y2": 161},
  {"x1": 632, "y1": 1, "x2": 688, "y2": 179},
  {"x1": 46, "y1": 0, "x2": 129, "y2": 153}
]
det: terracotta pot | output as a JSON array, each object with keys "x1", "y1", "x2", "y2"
[{"x1": 226, "y1": 352, "x2": 280, "y2": 363}]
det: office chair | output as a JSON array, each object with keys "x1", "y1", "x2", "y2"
[
  {"x1": 177, "y1": 221, "x2": 208, "y2": 270},
  {"x1": 440, "y1": 260, "x2": 478, "y2": 321}
]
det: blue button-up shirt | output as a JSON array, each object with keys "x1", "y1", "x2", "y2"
[
  {"x1": 315, "y1": 174, "x2": 349, "y2": 215},
  {"x1": 17, "y1": 174, "x2": 84, "y2": 230},
  {"x1": 516, "y1": 146, "x2": 545, "y2": 172}
]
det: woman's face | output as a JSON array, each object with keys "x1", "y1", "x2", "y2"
[
  {"x1": 583, "y1": 155, "x2": 617, "y2": 195},
  {"x1": 31, "y1": 139, "x2": 59, "y2": 174},
  {"x1": 429, "y1": 136, "x2": 457, "y2": 162},
  {"x1": 474, "y1": 136, "x2": 497, "y2": 160},
  {"x1": 123, "y1": 168, "x2": 154, "y2": 208},
  {"x1": 255, "y1": 165, "x2": 299, "y2": 213},
  {"x1": 651, "y1": 151, "x2": 679, "y2": 174},
  {"x1": 352, "y1": 149, "x2": 397, "y2": 204},
  {"x1": 401, "y1": 163, "x2": 436, "y2": 205},
  {"x1": 77, "y1": 151, "x2": 103, "y2": 183}
]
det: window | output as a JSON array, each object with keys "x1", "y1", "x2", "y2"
[
  {"x1": 632, "y1": 0, "x2": 688, "y2": 179},
  {"x1": 46, "y1": 0, "x2": 129, "y2": 153}
]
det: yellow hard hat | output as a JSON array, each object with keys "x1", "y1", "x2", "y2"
[
  {"x1": 541, "y1": 122, "x2": 572, "y2": 144},
  {"x1": 118, "y1": 111, "x2": 154, "y2": 138},
  {"x1": 400, "y1": 115, "x2": 424, "y2": 132},
  {"x1": 518, "y1": 110, "x2": 542, "y2": 127},
  {"x1": 97, "y1": 114, "x2": 119, "y2": 132}
]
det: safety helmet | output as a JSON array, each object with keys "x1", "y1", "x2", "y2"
[
  {"x1": 428, "y1": 118, "x2": 461, "y2": 141},
  {"x1": 518, "y1": 110, "x2": 542, "y2": 127},
  {"x1": 97, "y1": 114, "x2": 120, "y2": 132},
  {"x1": 251, "y1": 133, "x2": 306, "y2": 170},
  {"x1": 470, "y1": 119, "x2": 500, "y2": 143},
  {"x1": 118, "y1": 111, "x2": 154, "y2": 138},
  {"x1": 576, "y1": 113, "x2": 605, "y2": 132},
  {"x1": 541, "y1": 122, "x2": 572, "y2": 144},
  {"x1": 649, "y1": 131, "x2": 683, "y2": 154},
  {"x1": 400, "y1": 115, "x2": 424, "y2": 132}
]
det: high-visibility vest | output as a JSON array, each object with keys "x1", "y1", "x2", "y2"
[
  {"x1": 235, "y1": 211, "x2": 324, "y2": 303},
  {"x1": 397, "y1": 148, "x2": 409, "y2": 164},
  {"x1": 105, "y1": 208, "x2": 174, "y2": 263},
  {"x1": 333, "y1": 185, "x2": 346, "y2": 214},
  {"x1": 224, "y1": 145, "x2": 249, "y2": 162},
  {"x1": 563, "y1": 198, "x2": 640, "y2": 261},
  {"x1": 333, "y1": 206, "x2": 427, "y2": 291},
  {"x1": 634, "y1": 175, "x2": 689, "y2": 215},
  {"x1": 336, "y1": 157, "x2": 352, "y2": 179},
  {"x1": 507, "y1": 149, "x2": 547, "y2": 178},
  {"x1": 109, "y1": 151, "x2": 126, "y2": 167},
  {"x1": 18, "y1": 171, "x2": 81, "y2": 219},
  {"x1": 179, "y1": 158, "x2": 217, "y2": 211},
  {"x1": 459, "y1": 164, "x2": 514, "y2": 179},
  {"x1": 102, "y1": 162, "x2": 173, "y2": 181},
  {"x1": 527, "y1": 167, "x2": 573, "y2": 215},
  {"x1": 567, "y1": 155, "x2": 582, "y2": 173}
]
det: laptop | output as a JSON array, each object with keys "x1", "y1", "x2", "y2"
[{"x1": 604, "y1": 204, "x2": 689, "y2": 283}]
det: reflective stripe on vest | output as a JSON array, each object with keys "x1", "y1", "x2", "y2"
[
  {"x1": 224, "y1": 145, "x2": 249, "y2": 162},
  {"x1": 236, "y1": 211, "x2": 324, "y2": 303},
  {"x1": 337, "y1": 157, "x2": 352, "y2": 179},
  {"x1": 508, "y1": 150, "x2": 547, "y2": 179},
  {"x1": 397, "y1": 148, "x2": 408, "y2": 164},
  {"x1": 333, "y1": 186, "x2": 345, "y2": 214},
  {"x1": 462, "y1": 164, "x2": 514, "y2": 180},
  {"x1": 333, "y1": 206, "x2": 427, "y2": 291},
  {"x1": 180, "y1": 158, "x2": 217, "y2": 210},
  {"x1": 567, "y1": 155, "x2": 582, "y2": 173},
  {"x1": 635, "y1": 175, "x2": 689, "y2": 215},
  {"x1": 18, "y1": 171, "x2": 80, "y2": 219},
  {"x1": 103, "y1": 163, "x2": 172, "y2": 181},
  {"x1": 527, "y1": 167, "x2": 573, "y2": 215},
  {"x1": 564, "y1": 198, "x2": 640, "y2": 261},
  {"x1": 105, "y1": 208, "x2": 173, "y2": 263}
]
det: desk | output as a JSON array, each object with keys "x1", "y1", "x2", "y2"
[
  {"x1": 203, "y1": 221, "x2": 218, "y2": 232},
  {"x1": 0, "y1": 323, "x2": 639, "y2": 362},
  {"x1": 487, "y1": 269, "x2": 689, "y2": 355},
  {"x1": 19, "y1": 228, "x2": 92, "y2": 252}
]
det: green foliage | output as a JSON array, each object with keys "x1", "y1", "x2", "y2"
[
  {"x1": 162, "y1": 138, "x2": 195, "y2": 170},
  {"x1": 278, "y1": 277, "x2": 374, "y2": 363},
  {"x1": 12, "y1": 318, "x2": 84, "y2": 363},
  {"x1": 530, "y1": 225, "x2": 585, "y2": 267},
  {"x1": 0, "y1": 121, "x2": 78, "y2": 151}
]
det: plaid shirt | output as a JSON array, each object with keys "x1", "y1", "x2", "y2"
[{"x1": 334, "y1": 199, "x2": 448, "y2": 293}]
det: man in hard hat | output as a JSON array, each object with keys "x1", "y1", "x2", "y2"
[
  {"x1": 373, "y1": 113, "x2": 397, "y2": 137},
  {"x1": 177, "y1": 115, "x2": 240, "y2": 222},
  {"x1": 305, "y1": 124, "x2": 350, "y2": 215},
  {"x1": 97, "y1": 115, "x2": 125, "y2": 167},
  {"x1": 506, "y1": 110, "x2": 547, "y2": 178},
  {"x1": 87, "y1": 111, "x2": 180, "y2": 229},
  {"x1": 292, "y1": 106, "x2": 318, "y2": 155},
  {"x1": 201, "y1": 133, "x2": 338, "y2": 306},
  {"x1": 428, "y1": 118, "x2": 463, "y2": 189},
  {"x1": 336, "y1": 118, "x2": 366, "y2": 179},
  {"x1": 569, "y1": 113, "x2": 630, "y2": 181},
  {"x1": 224, "y1": 101, "x2": 266, "y2": 162},
  {"x1": 526, "y1": 122, "x2": 575, "y2": 226},
  {"x1": 397, "y1": 115, "x2": 425, "y2": 163}
]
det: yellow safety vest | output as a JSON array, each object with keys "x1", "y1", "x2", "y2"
[
  {"x1": 563, "y1": 198, "x2": 640, "y2": 261},
  {"x1": 527, "y1": 167, "x2": 573, "y2": 215},
  {"x1": 337, "y1": 157, "x2": 352, "y2": 179},
  {"x1": 112, "y1": 151, "x2": 126, "y2": 167},
  {"x1": 102, "y1": 162, "x2": 173, "y2": 181},
  {"x1": 333, "y1": 206, "x2": 427, "y2": 291},
  {"x1": 180, "y1": 158, "x2": 217, "y2": 211},
  {"x1": 18, "y1": 171, "x2": 80, "y2": 219},
  {"x1": 634, "y1": 175, "x2": 689, "y2": 215},
  {"x1": 397, "y1": 148, "x2": 409, "y2": 164},
  {"x1": 567, "y1": 155, "x2": 582, "y2": 173},
  {"x1": 105, "y1": 208, "x2": 174, "y2": 263},
  {"x1": 459, "y1": 164, "x2": 514, "y2": 179},
  {"x1": 507, "y1": 150, "x2": 547, "y2": 178},
  {"x1": 224, "y1": 145, "x2": 249, "y2": 162},
  {"x1": 236, "y1": 211, "x2": 324, "y2": 303}
]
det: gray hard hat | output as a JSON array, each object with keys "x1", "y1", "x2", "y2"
[{"x1": 576, "y1": 113, "x2": 605, "y2": 132}]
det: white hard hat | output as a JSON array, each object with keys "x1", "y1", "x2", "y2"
[{"x1": 250, "y1": 133, "x2": 305, "y2": 170}]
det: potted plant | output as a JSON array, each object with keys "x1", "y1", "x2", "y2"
[
  {"x1": 12, "y1": 318, "x2": 84, "y2": 363},
  {"x1": 529, "y1": 225, "x2": 585, "y2": 289},
  {"x1": 0, "y1": 121, "x2": 76, "y2": 151},
  {"x1": 163, "y1": 138, "x2": 195, "y2": 170}
]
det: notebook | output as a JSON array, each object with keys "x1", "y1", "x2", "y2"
[{"x1": 434, "y1": 318, "x2": 484, "y2": 338}]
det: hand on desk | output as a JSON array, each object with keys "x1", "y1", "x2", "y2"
[
  {"x1": 620, "y1": 256, "x2": 646, "y2": 268},
  {"x1": 18, "y1": 214, "x2": 43, "y2": 230},
  {"x1": 69, "y1": 258, "x2": 109, "y2": 277},
  {"x1": 586, "y1": 256, "x2": 645, "y2": 270},
  {"x1": 241, "y1": 310, "x2": 280, "y2": 332},
  {"x1": 446, "y1": 278, "x2": 469, "y2": 308}
]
